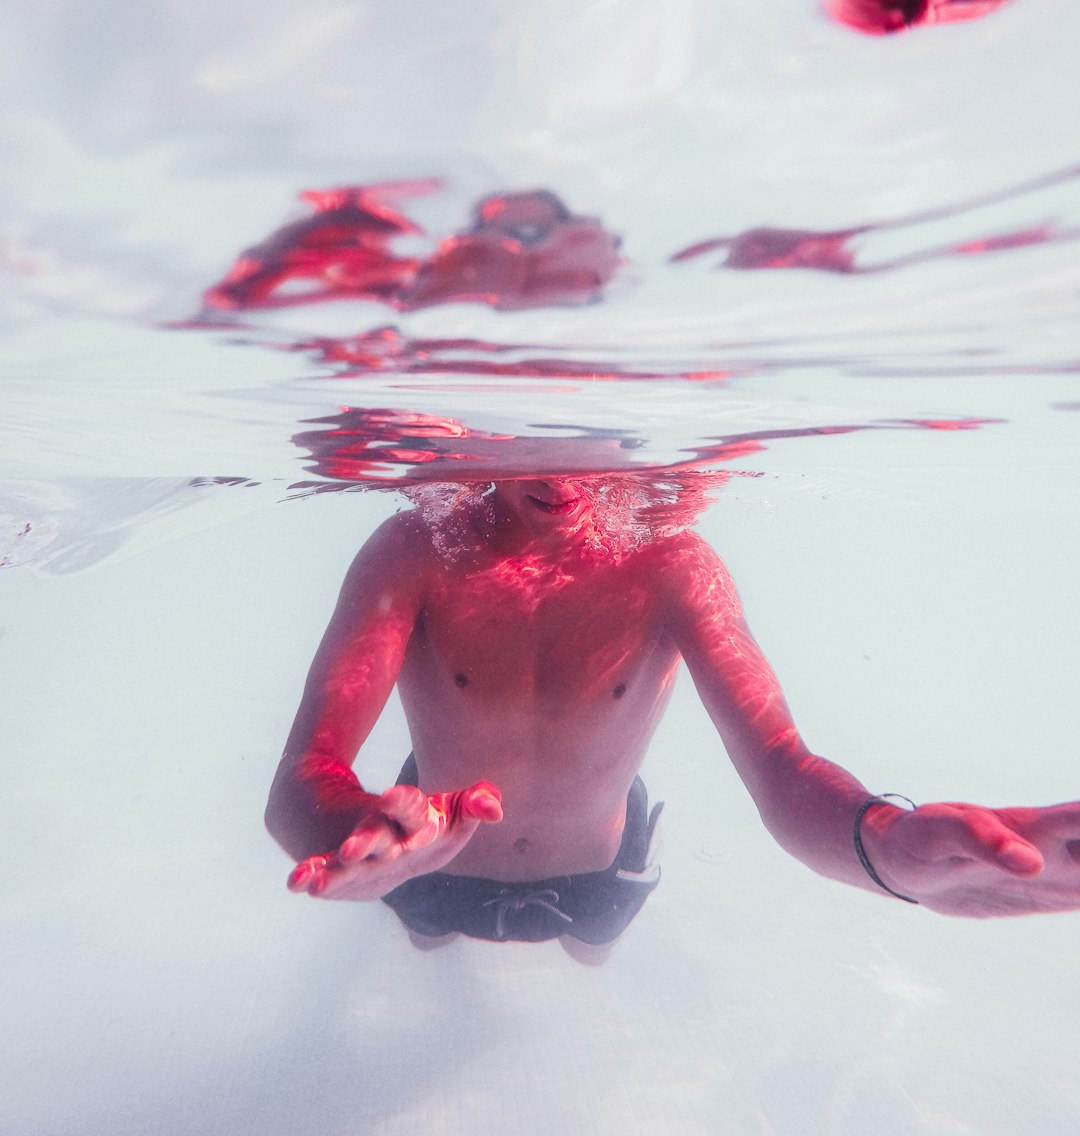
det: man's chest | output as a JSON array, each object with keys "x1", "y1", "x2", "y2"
[{"x1": 412, "y1": 561, "x2": 670, "y2": 702}]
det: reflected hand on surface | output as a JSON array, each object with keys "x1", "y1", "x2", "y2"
[
  {"x1": 287, "y1": 781, "x2": 503, "y2": 901},
  {"x1": 867, "y1": 801, "x2": 1080, "y2": 916}
]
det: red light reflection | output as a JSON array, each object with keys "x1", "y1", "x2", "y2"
[
  {"x1": 825, "y1": 0, "x2": 1012, "y2": 34},
  {"x1": 397, "y1": 190, "x2": 620, "y2": 311},
  {"x1": 204, "y1": 181, "x2": 436, "y2": 310},
  {"x1": 289, "y1": 406, "x2": 1003, "y2": 493},
  {"x1": 287, "y1": 326, "x2": 733, "y2": 384},
  {"x1": 203, "y1": 185, "x2": 621, "y2": 314},
  {"x1": 671, "y1": 165, "x2": 1080, "y2": 276},
  {"x1": 672, "y1": 228, "x2": 860, "y2": 273}
]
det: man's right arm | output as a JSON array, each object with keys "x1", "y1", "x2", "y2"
[{"x1": 264, "y1": 513, "x2": 426, "y2": 862}]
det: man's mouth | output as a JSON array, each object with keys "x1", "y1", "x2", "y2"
[{"x1": 526, "y1": 494, "x2": 580, "y2": 515}]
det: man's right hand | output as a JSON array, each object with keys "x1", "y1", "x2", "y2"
[{"x1": 285, "y1": 781, "x2": 503, "y2": 901}]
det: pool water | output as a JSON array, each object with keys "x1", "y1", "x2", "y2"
[{"x1": 3, "y1": 2, "x2": 1080, "y2": 1134}]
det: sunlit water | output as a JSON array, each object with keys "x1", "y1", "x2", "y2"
[{"x1": 4, "y1": 3, "x2": 1080, "y2": 1134}]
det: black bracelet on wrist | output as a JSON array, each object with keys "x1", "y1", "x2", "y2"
[{"x1": 853, "y1": 794, "x2": 920, "y2": 905}]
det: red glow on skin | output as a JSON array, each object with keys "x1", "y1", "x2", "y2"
[
  {"x1": 203, "y1": 185, "x2": 620, "y2": 314},
  {"x1": 825, "y1": 0, "x2": 1012, "y2": 34}
]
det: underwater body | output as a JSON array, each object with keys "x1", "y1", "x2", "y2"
[{"x1": 4, "y1": 2, "x2": 1080, "y2": 1133}]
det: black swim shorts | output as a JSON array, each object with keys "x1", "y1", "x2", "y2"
[{"x1": 381, "y1": 755, "x2": 663, "y2": 945}]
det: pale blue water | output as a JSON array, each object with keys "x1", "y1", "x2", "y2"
[{"x1": 3, "y1": 3, "x2": 1080, "y2": 1134}]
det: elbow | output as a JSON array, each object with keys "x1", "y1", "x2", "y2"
[
  {"x1": 263, "y1": 790, "x2": 292, "y2": 855},
  {"x1": 264, "y1": 760, "x2": 301, "y2": 855},
  {"x1": 264, "y1": 795, "x2": 281, "y2": 841},
  {"x1": 263, "y1": 750, "x2": 369, "y2": 862}
]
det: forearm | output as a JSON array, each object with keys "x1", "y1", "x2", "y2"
[
  {"x1": 267, "y1": 516, "x2": 426, "y2": 862},
  {"x1": 733, "y1": 737, "x2": 895, "y2": 894},
  {"x1": 265, "y1": 751, "x2": 378, "y2": 862},
  {"x1": 670, "y1": 545, "x2": 914, "y2": 899}
]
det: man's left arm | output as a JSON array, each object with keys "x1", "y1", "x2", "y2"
[{"x1": 664, "y1": 535, "x2": 1080, "y2": 916}]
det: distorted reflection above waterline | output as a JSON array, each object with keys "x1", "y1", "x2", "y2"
[
  {"x1": 202, "y1": 182, "x2": 620, "y2": 314},
  {"x1": 286, "y1": 403, "x2": 1003, "y2": 491},
  {"x1": 671, "y1": 163, "x2": 1080, "y2": 275}
]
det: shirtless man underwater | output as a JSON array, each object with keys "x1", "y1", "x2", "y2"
[{"x1": 266, "y1": 477, "x2": 1080, "y2": 958}]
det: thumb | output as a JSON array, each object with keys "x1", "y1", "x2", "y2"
[
  {"x1": 456, "y1": 781, "x2": 503, "y2": 824},
  {"x1": 952, "y1": 811, "x2": 1044, "y2": 876},
  {"x1": 994, "y1": 839, "x2": 1044, "y2": 875}
]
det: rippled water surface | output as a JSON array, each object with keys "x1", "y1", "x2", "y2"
[{"x1": 3, "y1": 3, "x2": 1080, "y2": 1134}]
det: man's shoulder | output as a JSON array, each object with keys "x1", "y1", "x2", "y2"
[
  {"x1": 343, "y1": 508, "x2": 440, "y2": 588},
  {"x1": 355, "y1": 503, "x2": 491, "y2": 576},
  {"x1": 633, "y1": 528, "x2": 727, "y2": 576},
  {"x1": 629, "y1": 530, "x2": 739, "y2": 619},
  {"x1": 369, "y1": 507, "x2": 433, "y2": 552},
  {"x1": 320, "y1": 508, "x2": 441, "y2": 617}
]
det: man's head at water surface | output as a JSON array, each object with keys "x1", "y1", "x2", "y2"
[{"x1": 400, "y1": 470, "x2": 731, "y2": 561}]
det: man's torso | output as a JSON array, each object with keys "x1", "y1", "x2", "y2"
[{"x1": 396, "y1": 531, "x2": 684, "y2": 879}]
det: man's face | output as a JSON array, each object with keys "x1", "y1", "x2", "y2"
[{"x1": 490, "y1": 479, "x2": 591, "y2": 539}]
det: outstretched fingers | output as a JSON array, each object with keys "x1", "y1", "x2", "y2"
[
  {"x1": 923, "y1": 806, "x2": 1044, "y2": 876},
  {"x1": 1002, "y1": 802, "x2": 1080, "y2": 868},
  {"x1": 378, "y1": 784, "x2": 445, "y2": 853},
  {"x1": 287, "y1": 821, "x2": 400, "y2": 895},
  {"x1": 286, "y1": 780, "x2": 503, "y2": 899},
  {"x1": 387, "y1": 781, "x2": 503, "y2": 854},
  {"x1": 378, "y1": 783, "x2": 431, "y2": 823},
  {"x1": 287, "y1": 855, "x2": 329, "y2": 893},
  {"x1": 337, "y1": 822, "x2": 398, "y2": 865}
]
